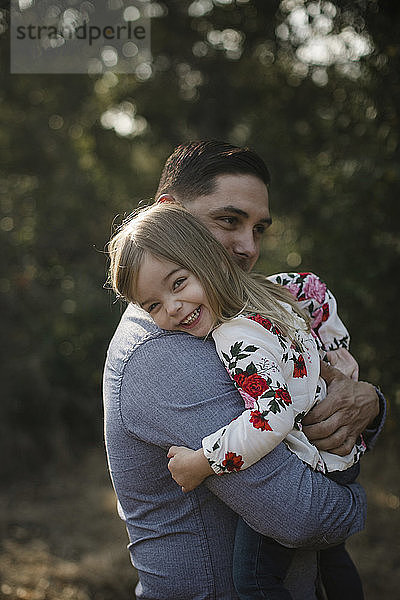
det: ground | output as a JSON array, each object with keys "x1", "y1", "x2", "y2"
[{"x1": 0, "y1": 431, "x2": 399, "y2": 600}]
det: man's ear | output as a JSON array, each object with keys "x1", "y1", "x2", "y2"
[{"x1": 156, "y1": 193, "x2": 179, "y2": 205}]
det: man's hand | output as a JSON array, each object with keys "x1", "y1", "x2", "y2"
[
  {"x1": 167, "y1": 446, "x2": 214, "y2": 492},
  {"x1": 325, "y1": 348, "x2": 359, "y2": 381},
  {"x1": 302, "y1": 362, "x2": 379, "y2": 456}
]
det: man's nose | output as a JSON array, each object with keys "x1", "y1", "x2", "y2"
[{"x1": 234, "y1": 231, "x2": 258, "y2": 260}]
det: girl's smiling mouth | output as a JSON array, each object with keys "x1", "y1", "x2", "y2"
[{"x1": 179, "y1": 307, "x2": 202, "y2": 328}]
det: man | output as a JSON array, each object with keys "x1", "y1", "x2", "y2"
[{"x1": 103, "y1": 141, "x2": 384, "y2": 599}]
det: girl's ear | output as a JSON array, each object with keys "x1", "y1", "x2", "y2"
[{"x1": 156, "y1": 193, "x2": 178, "y2": 204}]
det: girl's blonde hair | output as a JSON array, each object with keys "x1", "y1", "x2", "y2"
[{"x1": 107, "y1": 203, "x2": 310, "y2": 340}]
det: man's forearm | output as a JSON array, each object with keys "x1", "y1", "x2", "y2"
[{"x1": 205, "y1": 442, "x2": 366, "y2": 549}]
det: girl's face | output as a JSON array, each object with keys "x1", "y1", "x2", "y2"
[{"x1": 135, "y1": 253, "x2": 215, "y2": 337}]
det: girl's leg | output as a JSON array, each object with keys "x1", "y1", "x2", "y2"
[
  {"x1": 319, "y1": 543, "x2": 364, "y2": 600},
  {"x1": 321, "y1": 466, "x2": 363, "y2": 599},
  {"x1": 233, "y1": 517, "x2": 295, "y2": 600}
]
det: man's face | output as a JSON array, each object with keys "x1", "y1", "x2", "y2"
[{"x1": 184, "y1": 174, "x2": 271, "y2": 272}]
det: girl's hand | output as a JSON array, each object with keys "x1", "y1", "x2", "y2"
[
  {"x1": 167, "y1": 446, "x2": 213, "y2": 492},
  {"x1": 326, "y1": 348, "x2": 359, "y2": 381}
]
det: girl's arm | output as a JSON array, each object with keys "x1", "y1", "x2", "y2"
[
  {"x1": 202, "y1": 317, "x2": 307, "y2": 474},
  {"x1": 268, "y1": 272, "x2": 349, "y2": 350},
  {"x1": 269, "y1": 272, "x2": 358, "y2": 380},
  {"x1": 168, "y1": 316, "x2": 313, "y2": 490}
]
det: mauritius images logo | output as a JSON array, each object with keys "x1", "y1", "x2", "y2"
[{"x1": 10, "y1": 0, "x2": 151, "y2": 74}]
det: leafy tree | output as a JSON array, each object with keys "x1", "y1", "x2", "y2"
[{"x1": 0, "y1": 0, "x2": 397, "y2": 476}]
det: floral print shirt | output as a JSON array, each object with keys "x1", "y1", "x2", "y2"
[{"x1": 202, "y1": 272, "x2": 366, "y2": 476}]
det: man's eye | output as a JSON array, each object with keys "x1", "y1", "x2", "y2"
[
  {"x1": 254, "y1": 224, "x2": 266, "y2": 236},
  {"x1": 148, "y1": 302, "x2": 159, "y2": 313},
  {"x1": 173, "y1": 277, "x2": 186, "y2": 290},
  {"x1": 219, "y1": 216, "x2": 237, "y2": 226}
]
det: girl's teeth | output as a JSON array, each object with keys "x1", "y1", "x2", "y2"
[{"x1": 182, "y1": 308, "x2": 200, "y2": 324}]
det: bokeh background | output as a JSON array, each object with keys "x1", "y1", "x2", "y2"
[{"x1": 1, "y1": 0, "x2": 399, "y2": 598}]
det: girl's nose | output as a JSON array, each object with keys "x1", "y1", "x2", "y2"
[{"x1": 165, "y1": 298, "x2": 182, "y2": 316}]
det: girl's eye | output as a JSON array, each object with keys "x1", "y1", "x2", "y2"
[
  {"x1": 173, "y1": 277, "x2": 186, "y2": 290},
  {"x1": 147, "y1": 302, "x2": 159, "y2": 313}
]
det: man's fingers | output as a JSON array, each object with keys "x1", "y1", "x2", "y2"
[
  {"x1": 302, "y1": 401, "x2": 331, "y2": 426},
  {"x1": 302, "y1": 413, "x2": 341, "y2": 441},
  {"x1": 319, "y1": 361, "x2": 345, "y2": 385},
  {"x1": 303, "y1": 422, "x2": 356, "y2": 455},
  {"x1": 313, "y1": 434, "x2": 356, "y2": 456},
  {"x1": 327, "y1": 441, "x2": 356, "y2": 456},
  {"x1": 302, "y1": 392, "x2": 341, "y2": 426}
]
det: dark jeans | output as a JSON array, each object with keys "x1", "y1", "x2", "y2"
[
  {"x1": 318, "y1": 542, "x2": 364, "y2": 600},
  {"x1": 318, "y1": 462, "x2": 363, "y2": 600},
  {"x1": 233, "y1": 518, "x2": 295, "y2": 600},
  {"x1": 233, "y1": 463, "x2": 363, "y2": 600}
]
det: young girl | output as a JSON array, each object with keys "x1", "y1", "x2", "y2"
[{"x1": 108, "y1": 202, "x2": 365, "y2": 600}]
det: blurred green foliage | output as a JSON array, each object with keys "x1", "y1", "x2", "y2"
[{"x1": 0, "y1": 0, "x2": 398, "y2": 477}]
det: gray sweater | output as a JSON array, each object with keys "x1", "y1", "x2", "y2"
[{"x1": 103, "y1": 304, "x2": 369, "y2": 600}]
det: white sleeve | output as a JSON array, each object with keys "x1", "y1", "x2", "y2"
[
  {"x1": 268, "y1": 272, "x2": 350, "y2": 351},
  {"x1": 203, "y1": 317, "x2": 307, "y2": 475}
]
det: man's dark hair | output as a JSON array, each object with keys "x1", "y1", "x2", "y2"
[{"x1": 155, "y1": 140, "x2": 271, "y2": 202}]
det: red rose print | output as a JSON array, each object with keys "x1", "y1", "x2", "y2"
[
  {"x1": 275, "y1": 388, "x2": 292, "y2": 405},
  {"x1": 312, "y1": 302, "x2": 330, "y2": 334},
  {"x1": 292, "y1": 354, "x2": 307, "y2": 378},
  {"x1": 233, "y1": 373, "x2": 247, "y2": 388},
  {"x1": 302, "y1": 274, "x2": 327, "y2": 304},
  {"x1": 287, "y1": 283, "x2": 301, "y2": 299},
  {"x1": 247, "y1": 314, "x2": 282, "y2": 336},
  {"x1": 294, "y1": 273, "x2": 312, "y2": 301},
  {"x1": 233, "y1": 372, "x2": 269, "y2": 399},
  {"x1": 247, "y1": 314, "x2": 273, "y2": 330},
  {"x1": 321, "y1": 302, "x2": 330, "y2": 322},
  {"x1": 222, "y1": 452, "x2": 244, "y2": 472},
  {"x1": 311, "y1": 307, "x2": 324, "y2": 329},
  {"x1": 250, "y1": 410, "x2": 273, "y2": 431}
]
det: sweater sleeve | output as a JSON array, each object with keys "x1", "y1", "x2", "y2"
[
  {"x1": 203, "y1": 316, "x2": 313, "y2": 474},
  {"x1": 268, "y1": 272, "x2": 350, "y2": 352}
]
